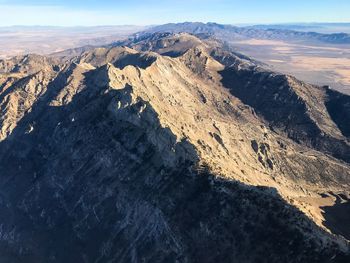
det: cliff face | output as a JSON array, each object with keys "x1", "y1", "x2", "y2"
[{"x1": 0, "y1": 33, "x2": 349, "y2": 262}]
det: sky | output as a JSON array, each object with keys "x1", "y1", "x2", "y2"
[{"x1": 0, "y1": 0, "x2": 349, "y2": 26}]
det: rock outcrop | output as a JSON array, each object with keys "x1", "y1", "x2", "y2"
[{"x1": 0, "y1": 33, "x2": 349, "y2": 262}]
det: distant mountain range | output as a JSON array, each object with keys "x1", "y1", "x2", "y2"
[
  {"x1": 2, "y1": 22, "x2": 350, "y2": 60},
  {"x1": 249, "y1": 23, "x2": 350, "y2": 34},
  {"x1": 143, "y1": 22, "x2": 350, "y2": 44}
]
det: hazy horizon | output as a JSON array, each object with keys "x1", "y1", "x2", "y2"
[
  {"x1": 0, "y1": 0, "x2": 350, "y2": 26},
  {"x1": 1, "y1": 22, "x2": 350, "y2": 29}
]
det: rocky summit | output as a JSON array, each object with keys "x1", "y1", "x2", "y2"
[{"x1": 0, "y1": 32, "x2": 350, "y2": 262}]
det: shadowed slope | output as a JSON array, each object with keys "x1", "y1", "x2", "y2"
[
  {"x1": 0, "y1": 65, "x2": 348, "y2": 262},
  {"x1": 0, "y1": 34, "x2": 350, "y2": 262}
]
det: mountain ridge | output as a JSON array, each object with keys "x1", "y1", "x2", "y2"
[
  {"x1": 0, "y1": 32, "x2": 349, "y2": 262},
  {"x1": 144, "y1": 22, "x2": 350, "y2": 45}
]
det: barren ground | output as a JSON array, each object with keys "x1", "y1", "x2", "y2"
[
  {"x1": 230, "y1": 39, "x2": 350, "y2": 94},
  {"x1": 0, "y1": 26, "x2": 146, "y2": 59}
]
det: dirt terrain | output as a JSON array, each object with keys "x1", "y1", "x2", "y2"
[
  {"x1": 229, "y1": 38, "x2": 350, "y2": 94},
  {"x1": 0, "y1": 26, "x2": 146, "y2": 59}
]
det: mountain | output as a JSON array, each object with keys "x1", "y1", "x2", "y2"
[
  {"x1": 145, "y1": 22, "x2": 350, "y2": 44},
  {"x1": 0, "y1": 32, "x2": 349, "y2": 262},
  {"x1": 250, "y1": 23, "x2": 350, "y2": 34}
]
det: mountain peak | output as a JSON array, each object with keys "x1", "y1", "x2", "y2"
[{"x1": 0, "y1": 32, "x2": 350, "y2": 262}]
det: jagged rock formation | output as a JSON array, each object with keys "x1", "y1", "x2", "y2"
[{"x1": 0, "y1": 33, "x2": 349, "y2": 262}]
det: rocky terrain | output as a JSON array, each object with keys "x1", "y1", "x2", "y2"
[{"x1": 0, "y1": 32, "x2": 349, "y2": 262}]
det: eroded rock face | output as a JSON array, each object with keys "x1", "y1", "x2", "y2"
[
  {"x1": 220, "y1": 66, "x2": 350, "y2": 163},
  {"x1": 0, "y1": 33, "x2": 349, "y2": 262}
]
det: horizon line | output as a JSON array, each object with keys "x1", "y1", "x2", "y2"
[{"x1": 1, "y1": 21, "x2": 350, "y2": 28}]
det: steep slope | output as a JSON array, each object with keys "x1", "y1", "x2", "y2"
[
  {"x1": 220, "y1": 64, "x2": 350, "y2": 163},
  {"x1": 120, "y1": 32, "x2": 350, "y2": 165},
  {"x1": 325, "y1": 89, "x2": 350, "y2": 137},
  {"x1": 0, "y1": 33, "x2": 350, "y2": 262}
]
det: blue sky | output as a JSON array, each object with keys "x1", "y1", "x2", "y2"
[{"x1": 0, "y1": 0, "x2": 349, "y2": 26}]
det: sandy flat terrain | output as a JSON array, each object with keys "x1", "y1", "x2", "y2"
[
  {"x1": 0, "y1": 26, "x2": 146, "y2": 59},
  {"x1": 290, "y1": 56, "x2": 350, "y2": 86},
  {"x1": 231, "y1": 39, "x2": 350, "y2": 94}
]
